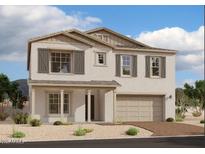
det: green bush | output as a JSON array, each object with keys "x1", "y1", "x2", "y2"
[
  {"x1": 175, "y1": 116, "x2": 183, "y2": 122},
  {"x1": 175, "y1": 114, "x2": 185, "y2": 122},
  {"x1": 200, "y1": 120, "x2": 205, "y2": 124},
  {"x1": 0, "y1": 112, "x2": 9, "y2": 121},
  {"x1": 126, "y1": 127, "x2": 139, "y2": 136},
  {"x1": 166, "y1": 117, "x2": 174, "y2": 122},
  {"x1": 30, "y1": 119, "x2": 41, "y2": 127},
  {"x1": 12, "y1": 131, "x2": 25, "y2": 138},
  {"x1": 53, "y1": 121, "x2": 63, "y2": 125},
  {"x1": 53, "y1": 121, "x2": 72, "y2": 125},
  {"x1": 192, "y1": 111, "x2": 201, "y2": 117},
  {"x1": 12, "y1": 112, "x2": 28, "y2": 124},
  {"x1": 73, "y1": 128, "x2": 87, "y2": 136},
  {"x1": 83, "y1": 128, "x2": 93, "y2": 133}
]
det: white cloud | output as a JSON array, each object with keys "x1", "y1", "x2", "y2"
[
  {"x1": 0, "y1": 52, "x2": 26, "y2": 62},
  {"x1": 136, "y1": 26, "x2": 204, "y2": 76},
  {"x1": 0, "y1": 6, "x2": 102, "y2": 62}
]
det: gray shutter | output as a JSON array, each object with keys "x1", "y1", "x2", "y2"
[
  {"x1": 116, "y1": 54, "x2": 121, "y2": 77},
  {"x1": 161, "y1": 57, "x2": 166, "y2": 78},
  {"x1": 145, "y1": 56, "x2": 150, "y2": 77},
  {"x1": 74, "y1": 51, "x2": 85, "y2": 74},
  {"x1": 132, "y1": 55, "x2": 137, "y2": 77},
  {"x1": 38, "y1": 48, "x2": 49, "y2": 73}
]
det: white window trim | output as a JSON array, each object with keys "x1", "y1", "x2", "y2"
[
  {"x1": 121, "y1": 55, "x2": 132, "y2": 77},
  {"x1": 150, "y1": 56, "x2": 161, "y2": 78},
  {"x1": 47, "y1": 92, "x2": 71, "y2": 116},
  {"x1": 49, "y1": 51, "x2": 73, "y2": 74},
  {"x1": 95, "y1": 52, "x2": 107, "y2": 66}
]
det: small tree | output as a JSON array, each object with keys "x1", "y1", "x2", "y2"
[
  {"x1": 0, "y1": 73, "x2": 25, "y2": 109},
  {"x1": 175, "y1": 88, "x2": 189, "y2": 117},
  {"x1": 0, "y1": 74, "x2": 11, "y2": 103},
  {"x1": 184, "y1": 80, "x2": 205, "y2": 113}
]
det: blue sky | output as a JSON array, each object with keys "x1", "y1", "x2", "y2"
[{"x1": 0, "y1": 5, "x2": 204, "y2": 87}]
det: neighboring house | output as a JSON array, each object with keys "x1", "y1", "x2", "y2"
[{"x1": 27, "y1": 27, "x2": 176, "y2": 123}]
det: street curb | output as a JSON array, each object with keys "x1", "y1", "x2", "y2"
[{"x1": 20, "y1": 134, "x2": 205, "y2": 143}]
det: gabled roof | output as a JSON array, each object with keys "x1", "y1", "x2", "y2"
[
  {"x1": 28, "y1": 30, "x2": 94, "y2": 46},
  {"x1": 67, "y1": 29, "x2": 116, "y2": 49},
  {"x1": 27, "y1": 27, "x2": 176, "y2": 70},
  {"x1": 85, "y1": 27, "x2": 152, "y2": 48}
]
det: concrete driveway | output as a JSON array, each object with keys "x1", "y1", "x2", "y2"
[{"x1": 124, "y1": 122, "x2": 204, "y2": 136}]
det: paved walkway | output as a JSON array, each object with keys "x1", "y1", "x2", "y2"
[
  {"x1": 181, "y1": 110, "x2": 204, "y2": 127},
  {"x1": 124, "y1": 122, "x2": 204, "y2": 136}
]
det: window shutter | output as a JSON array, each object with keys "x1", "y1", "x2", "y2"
[
  {"x1": 116, "y1": 54, "x2": 121, "y2": 77},
  {"x1": 161, "y1": 57, "x2": 166, "y2": 78},
  {"x1": 38, "y1": 48, "x2": 49, "y2": 73},
  {"x1": 145, "y1": 56, "x2": 150, "y2": 77},
  {"x1": 132, "y1": 55, "x2": 137, "y2": 77},
  {"x1": 74, "y1": 51, "x2": 85, "y2": 74}
]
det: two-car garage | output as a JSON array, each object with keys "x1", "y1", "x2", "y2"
[{"x1": 116, "y1": 95, "x2": 165, "y2": 122}]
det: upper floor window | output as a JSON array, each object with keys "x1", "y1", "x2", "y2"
[
  {"x1": 121, "y1": 55, "x2": 132, "y2": 76},
  {"x1": 50, "y1": 52, "x2": 71, "y2": 73},
  {"x1": 96, "y1": 52, "x2": 106, "y2": 66},
  {"x1": 150, "y1": 57, "x2": 161, "y2": 77}
]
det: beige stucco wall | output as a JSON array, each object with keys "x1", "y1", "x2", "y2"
[
  {"x1": 32, "y1": 86, "x2": 111, "y2": 123},
  {"x1": 29, "y1": 39, "x2": 176, "y2": 121},
  {"x1": 33, "y1": 87, "x2": 86, "y2": 122}
]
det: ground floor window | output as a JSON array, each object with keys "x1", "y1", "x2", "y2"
[{"x1": 48, "y1": 93, "x2": 70, "y2": 114}]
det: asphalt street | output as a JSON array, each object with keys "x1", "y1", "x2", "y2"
[{"x1": 0, "y1": 135, "x2": 205, "y2": 148}]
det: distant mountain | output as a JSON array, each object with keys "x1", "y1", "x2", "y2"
[{"x1": 15, "y1": 79, "x2": 28, "y2": 97}]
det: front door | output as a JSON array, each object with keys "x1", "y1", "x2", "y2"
[{"x1": 85, "y1": 95, "x2": 95, "y2": 121}]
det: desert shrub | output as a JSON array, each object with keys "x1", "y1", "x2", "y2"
[
  {"x1": 166, "y1": 117, "x2": 174, "y2": 122},
  {"x1": 73, "y1": 128, "x2": 87, "y2": 136},
  {"x1": 53, "y1": 121, "x2": 63, "y2": 125},
  {"x1": 53, "y1": 121, "x2": 72, "y2": 125},
  {"x1": 175, "y1": 113, "x2": 185, "y2": 122},
  {"x1": 175, "y1": 115, "x2": 184, "y2": 122},
  {"x1": 126, "y1": 127, "x2": 139, "y2": 136},
  {"x1": 0, "y1": 112, "x2": 9, "y2": 121},
  {"x1": 83, "y1": 128, "x2": 93, "y2": 133},
  {"x1": 176, "y1": 108, "x2": 183, "y2": 115},
  {"x1": 30, "y1": 119, "x2": 41, "y2": 127},
  {"x1": 12, "y1": 112, "x2": 28, "y2": 124},
  {"x1": 12, "y1": 131, "x2": 25, "y2": 138},
  {"x1": 192, "y1": 111, "x2": 202, "y2": 117},
  {"x1": 200, "y1": 120, "x2": 205, "y2": 124}
]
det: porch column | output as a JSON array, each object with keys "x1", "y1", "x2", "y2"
[
  {"x1": 60, "y1": 90, "x2": 64, "y2": 118},
  {"x1": 31, "y1": 88, "x2": 35, "y2": 115},
  {"x1": 113, "y1": 90, "x2": 117, "y2": 122},
  {"x1": 87, "y1": 89, "x2": 91, "y2": 122}
]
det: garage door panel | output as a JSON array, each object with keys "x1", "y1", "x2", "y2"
[{"x1": 116, "y1": 95, "x2": 164, "y2": 122}]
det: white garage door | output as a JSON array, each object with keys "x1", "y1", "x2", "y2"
[{"x1": 116, "y1": 95, "x2": 164, "y2": 121}]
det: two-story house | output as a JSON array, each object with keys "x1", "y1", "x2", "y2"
[{"x1": 27, "y1": 27, "x2": 176, "y2": 123}]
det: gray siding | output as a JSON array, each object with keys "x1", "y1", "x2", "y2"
[
  {"x1": 38, "y1": 48, "x2": 49, "y2": 73},
  {"x1": 74, "y1": 51, "x2": 85, "y2": 74}
]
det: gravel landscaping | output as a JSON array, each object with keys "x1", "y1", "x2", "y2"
[{"x1": 0, "y1": 123, "x2": 153, "y2": 142}]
